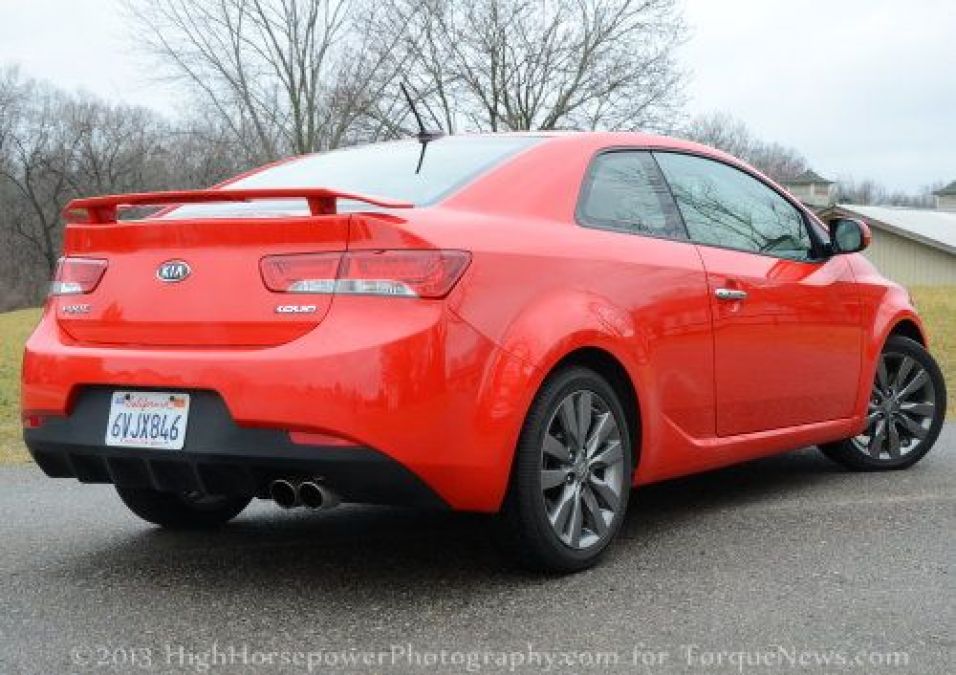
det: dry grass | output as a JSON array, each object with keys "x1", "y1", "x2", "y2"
[
  {"x1": 0, "y1": 308, "x2": 42, "y2": 463},
  {"x1": 910, "y1": 287, "x2": 956, "y2": 418},
  {"x1": 0, "y1": 287, "x2": 952, "y2": 464}
]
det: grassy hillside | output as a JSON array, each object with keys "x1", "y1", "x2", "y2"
[
  {"x1": 0, "y1": 288, "x2": 953, "y2": 465},
  {"x1": 1, "y1": 308, "x2": 42, "y2": 463}
]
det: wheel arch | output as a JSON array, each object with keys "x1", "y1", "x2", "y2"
[
  {"x1": 888, "y1": 318, "x2": 926, "y2": 346},
  {"x1": 494, "y1": 341, "x2": 643, "y2": 514},
  {"x1": 853, "y1": 308, "x2": 929, "y2": 430}
]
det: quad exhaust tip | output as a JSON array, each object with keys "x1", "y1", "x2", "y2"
[{"x1": 269, "y1": 479, "x2": 340, "y2": 510}]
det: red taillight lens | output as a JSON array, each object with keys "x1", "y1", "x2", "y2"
[
  {"x1": 260, "y1": 250, "x2": 470, "y2": 299},
  {"x1": 339, "y1": 250, "x2": 471, "y2": 298},
  {"x1": 260, "y1": 252, "x2": 343, "y2": 294},
  {"x1": 49, "y1": 257, "x2": 107, "y2": 296}
]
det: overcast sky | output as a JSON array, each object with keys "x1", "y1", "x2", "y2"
[{"x1": 0, "y1": 0, "x2": 953, "y2": 191}]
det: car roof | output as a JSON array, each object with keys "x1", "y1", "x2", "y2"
[
  {"x1": 437, "y1": 130, "x2": 798, "y2": 222},
  {"x1": 454, "y1": 130, "x2": 742, "y2": 165}
]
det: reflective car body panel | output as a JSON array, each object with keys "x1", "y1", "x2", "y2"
[
  {"x1": 22, "y1": 132, "x2": 926, "y2": 511},
  {"x1": 698, "y1": 246, "x2": 863, "y2": 436}
]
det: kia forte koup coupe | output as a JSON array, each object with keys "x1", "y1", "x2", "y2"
[{"x1": 22, "y1": 132, "x2": 947, "y2": 571}]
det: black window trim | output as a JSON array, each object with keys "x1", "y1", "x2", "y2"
[
  {"x1": 650, "y1": 149, "x2": 831, "y2": 263},
  {"x1": 574, "y1": 147, "x2": 691, "y2": 244}
]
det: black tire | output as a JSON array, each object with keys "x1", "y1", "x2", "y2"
[
  {"x1": 820, "y1": 335, "x2": 947, "y2": 471},
  {"x1": 499, "y1": 366, "x2": 633, "y2": 573},
  {"x1": 116, "y1": 487, "x2": 252, "y2": 529}
]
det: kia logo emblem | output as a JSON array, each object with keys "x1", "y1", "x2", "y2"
[{"x1": 156, "y1": 260, "x2": 192, "y2": 283}]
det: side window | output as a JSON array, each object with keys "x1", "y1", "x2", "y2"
[
  {"x1": 577, "y1": 151, "x2": 686, "y2": 240},
  {"x1": 655, "y1": 152, "x2": 813, "y2": 259}
]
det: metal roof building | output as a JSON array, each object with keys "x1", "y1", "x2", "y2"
[
  {"x1": 788, "y1": 169, "x2": 835, "y2": 186},
  {"x1": 933, "y1": 180, "x2": 956, "y2": 211},
  {"x1": 783, "y1": 170, "x2": 835, "y2": 209}
]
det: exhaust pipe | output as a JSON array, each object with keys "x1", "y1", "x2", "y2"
[
  {"x1": 299, "y1": 481, "x2": 340, "y2": 510},
  {"x1": 269, "y1": 479, "x2": 300, "y2": 509}
]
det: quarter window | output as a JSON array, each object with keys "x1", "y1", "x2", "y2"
[
  {"x1": 655, "y1": 152, "x2": 812, "y2": 259},
  {"x1": 578, "y1": 151, "x2": 686, "y2": 239}
]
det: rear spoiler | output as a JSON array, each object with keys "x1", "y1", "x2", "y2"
[{"x1": 63, "y1": 188, "x2": 414, "y2": 224}]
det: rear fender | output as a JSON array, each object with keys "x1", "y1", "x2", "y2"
[
  {"x1": 478, "y1": 288, "x2": 644, "y2": 393},
  {"x1": 459, "y1": 289, "x2": 646, "y2": 498}
]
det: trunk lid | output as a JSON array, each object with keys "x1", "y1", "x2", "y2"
[
  {"x1": 53, "y1": 188, "x2": 412, "y2": 347},
  {"x1": 55, "y1": 215, "x2": 350, "y2": 347}
]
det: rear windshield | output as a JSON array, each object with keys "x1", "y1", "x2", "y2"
[{"x1": 163, "y1": 135, "x2": 540, "y2": 219}]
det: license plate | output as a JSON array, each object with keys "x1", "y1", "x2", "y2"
[{"x1": 105, "y1": 391, "x2": 191, "y2": 450}]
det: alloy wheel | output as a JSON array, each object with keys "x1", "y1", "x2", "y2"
[
  {"x1": 852, "y1": 352, "x2": 937, "y2": 460},
  {"x1": 540, "y1": 389, "x2": 625, "y2": 550}
]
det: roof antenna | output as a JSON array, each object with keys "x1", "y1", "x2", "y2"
[{"x1": 400, "y1": 82, "x2": 445, "y2": 174}]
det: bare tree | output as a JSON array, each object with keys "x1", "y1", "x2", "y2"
[
  {"x1": 126, "y1": 0, "x2": 412, "y2": 162},
  {"x1": 0, "y1": 67, "x2": 248, "y2": 309},
  {"x1": 835, "y1": 178, "x2": 939, "y2": 208},
  {"x1": 680, "y1": 112, "x2": 751, "y2": 157},
  {"x1": 1, "y1": 91, "x2": 167, "y2": 275},
  {"x1": 0, "y1": 83, "x2": 83, "y2": 275},
  {"x1": 682, "y1": 112, "x2": 808, "y2": 182},
  {"x1": 378, "y1": 0, "x2": 687, "y2": 134},
  {"x1": 127, "y1": 0, "x2": 687, "y2": 143},
  {"x1": 683, "y1": 114, "x2": 942, "y2": 207},
  {"x1": 156, "y1": 119, "x2": 248, "y2": 188},
  {"x1": 0, "y1": 66, "x2": 23, "y2": 156}
]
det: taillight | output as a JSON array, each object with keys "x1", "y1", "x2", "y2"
[
  {"x1": 260, "y1": 252, "x2": 343, "y2": 294},
  {"x1": 260, "y1": 250, "x2": 470, "y2": 299},
  {"x1": 49, "y1": 257, "x2": 107, "y2": 296}
]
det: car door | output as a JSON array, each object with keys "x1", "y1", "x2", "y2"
[{"x1": 654, "y1": 151, "x2": 863, "y2": 437}]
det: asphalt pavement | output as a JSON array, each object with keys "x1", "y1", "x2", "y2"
[{"x1": 1, "y1": 426, "x2": 953, "y2": 674}]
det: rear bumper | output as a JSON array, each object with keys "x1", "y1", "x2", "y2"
[
  {"x1": 21, "y1": 299, "x2": 540, "y2": 511},
  {"x1": 25, "y1": 388, "x2": 445, "y2": 508}
]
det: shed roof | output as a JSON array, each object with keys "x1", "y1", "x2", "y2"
[
  {"x1": 786, "y1": 169, "x2": 834, "y2": 186},
  {"x1": 832, "y1": 204, "x2": 956, "y2": 256}
]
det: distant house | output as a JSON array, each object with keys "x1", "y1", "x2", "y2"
[
  {"x1": 818, "y1": 203, "x2": 956, "y2": 286},
  {"x1": 933, "y1": 180, "x2": 956, "y2": 212},
  {"x1": 782, "y1": 169, "x2": 835, "y2": 209}
]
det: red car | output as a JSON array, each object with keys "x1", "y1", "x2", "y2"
[{"x1": 22, "y1": 132, "x2": 947, "y2": 571}]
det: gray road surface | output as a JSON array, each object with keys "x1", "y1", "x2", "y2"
[{"x1": 1, "y1": 427, "x2": 954, "y2": 674}]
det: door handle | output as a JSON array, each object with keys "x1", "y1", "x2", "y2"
[{"x1": 715, "y1": 288, "x2": 748, "y2": 301}]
